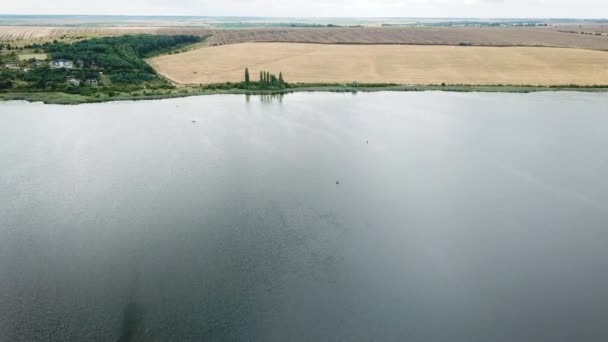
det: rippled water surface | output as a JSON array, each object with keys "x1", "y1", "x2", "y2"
[{"x1": 1, "y1": 92, "x2": 608, "y2": 341}]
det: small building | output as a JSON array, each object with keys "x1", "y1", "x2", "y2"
[
  {"x1": 85, "y1": 79, "x2": 99, "y2": 86},
  {"x1": 50, "y1": 59, "x2": 74, "y2": 69},
  {"x1": 76, "y1": 60, "x2": 85, "y2": 68},
  {"x1": 4, "y1": 62, "x2": 20, "y2": 70},
  {"x1": 66, "y1": 77, "x2": 80, "y2": 86},
  {"x1": 34, "y1": 60, "x2": 45, "y2": 67}
]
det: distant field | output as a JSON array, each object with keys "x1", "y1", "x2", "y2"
[
  {"x1": 148, "y1": 43, "x2": 608, "y2": 86},
  {"x1": 0, "y1": 26, "x2": 212, "y2": 43},
  {"x1": 3, "y1": 26, "x2": 608, "y2": 51},
  {"x1": 3, "y1": 15, "x2": 605, "y2": 28},
  {"x1": 207, "y1": 27, "x2": 608, "y2": 50}
]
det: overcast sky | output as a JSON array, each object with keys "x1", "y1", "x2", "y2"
[{"x1": 1, "y1": 0, "x2": 606, "y2": 19}]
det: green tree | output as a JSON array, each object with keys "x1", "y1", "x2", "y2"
[
  {"x1": 245, "y1": 68, "x2": 250, "y2": 86},
  {"x1": 259, "y1": 71, "x2": 263, "y2": 83},
  {"x1": 279, "y1": 72, "x2": 284, "y2": 88}
]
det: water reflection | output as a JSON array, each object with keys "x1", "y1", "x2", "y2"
[
  {"x1": 263, "y1": 93, "x2": 284, "y2": 103},
  {"x1": 245, "y1": 93, "x2": 284, "y2": 104}
]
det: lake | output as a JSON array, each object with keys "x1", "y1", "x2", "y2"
[{"x1": 1, "y1": 92, "x2": 607, "y2": 341}]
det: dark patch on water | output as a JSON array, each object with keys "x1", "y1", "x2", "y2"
[{"x1": 117, "y1": 302, "x2": 144, "y2": 342}]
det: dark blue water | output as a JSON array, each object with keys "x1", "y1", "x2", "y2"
[{"x1": 1, "y1": 92, "x2": 608, "y2": 341}]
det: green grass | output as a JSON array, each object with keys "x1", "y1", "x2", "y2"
[{"x1": 18, "y1": 53, "x2": 48, "y2": 61}]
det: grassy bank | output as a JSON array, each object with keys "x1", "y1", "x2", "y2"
[{"x1": 2, "y1": 84, "x2": 608, "y2": 105}]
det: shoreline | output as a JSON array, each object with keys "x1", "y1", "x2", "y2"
[{"x1": 2, "y1": 84, "x2": 608, "y2": 105}]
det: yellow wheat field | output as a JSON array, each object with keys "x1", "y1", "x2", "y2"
[{"x1": 148, "y1": 43, "x2": 608, "y2": 86}]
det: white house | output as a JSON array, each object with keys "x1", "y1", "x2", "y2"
[
  {"x1": 50, "y1": 59, "x2": 74, "y2": 69},
  {"x1": 4, "y1": 62, "x2": 20, "y2": 70}
]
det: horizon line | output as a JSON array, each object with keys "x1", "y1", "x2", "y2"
[{"x1": 0, "y1": 14, "x2": 607, "y2": 20}]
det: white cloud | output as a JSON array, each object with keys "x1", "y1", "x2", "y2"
[{"x1": 0, "y1": 0, "x2": 606, "y2": 18}]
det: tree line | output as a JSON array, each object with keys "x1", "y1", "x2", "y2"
[
  {"x1": 244, "y1": 68, "x2": 286, "y2": 90},
  {"x1": 0, "y1": 34, "x2": 201, "y2": 94},
  {"x1": 43, "y1": 35, "x2": 201, "y2": 82}
]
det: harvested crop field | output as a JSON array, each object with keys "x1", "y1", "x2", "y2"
[
  {"x1": 208, "y1": 27, "x2": 608, "y2": 51},
  {"x1": 0, "y1": 26, "x2": 212, "y2": 42},
  {"x1": 148, "y1": 43, "x2": 608, "y2": 86},
  {"x1": 3, "y1": 25, "x2": 608, "y2": 51}
]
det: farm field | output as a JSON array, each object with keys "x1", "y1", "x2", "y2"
[
  {"x1": 2, "y1": 26, "x2": 608, "y2": 51},
  {"x1": 0, "y1": 26, "x2": 212, "y2": 43},
  {"x1": 207, "y1": 27, "x2": 608, "y2": 50},
  {"x1": 148, "y1": 43, "x2": 608, "y2": 86}
]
